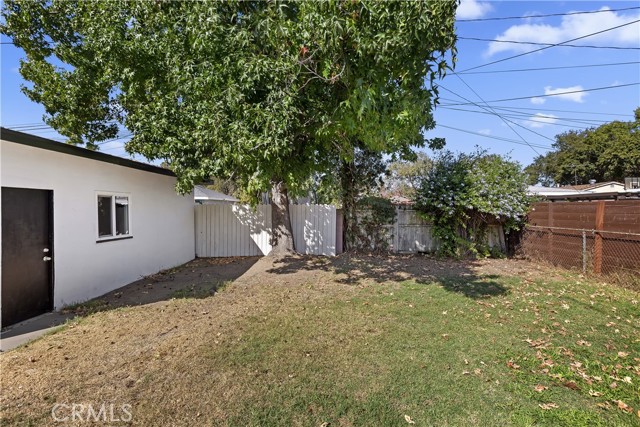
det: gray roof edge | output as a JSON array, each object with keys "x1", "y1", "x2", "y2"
[{"x1": 1, "y1": 127, "x2": 175, "y2": 177}]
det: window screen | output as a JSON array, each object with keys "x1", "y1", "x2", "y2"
[{"x1": 98, "y1": 196, "x2": 113, "y2": 237}]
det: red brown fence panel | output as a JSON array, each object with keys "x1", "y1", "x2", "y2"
[{"x1": 519, "y1": 201, "x2": 640, "y2": 277}]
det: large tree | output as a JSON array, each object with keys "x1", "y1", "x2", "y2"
[
  {"x1": 2, "y1": 0, "x2": 457, "y2": 254},
  {"x1": 525, "y1": 108, "x2": 640, "y2": 186}
]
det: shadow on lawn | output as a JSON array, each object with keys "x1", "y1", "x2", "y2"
[
  {"x1": 62, "y1": 256, "x2": 261, "y2": 317},
  {"x1": 267, "y1": 253, "x2": 510, "y2": 299}
]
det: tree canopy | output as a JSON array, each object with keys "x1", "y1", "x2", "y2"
[
  {"x1": 2, "y1": 0, "x2": 457, "y2": 252},
  {"x1": 525, "y1": 108, "x2": 640, "y2": 186}
]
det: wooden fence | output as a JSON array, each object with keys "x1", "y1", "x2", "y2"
[
  {"x1": 521, "y1": 201, "x2": 640, "y2": 275},
  {"x1": 195, "y1": 204, "x2": 337, "y2": 257},
  {"x1": 358, "y1": 208, "x2": 505, "y2": 254}
]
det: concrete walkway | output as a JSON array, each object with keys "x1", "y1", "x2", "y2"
[{"x1": 0, "y1": 312, "x2": 74, "y2": 352}]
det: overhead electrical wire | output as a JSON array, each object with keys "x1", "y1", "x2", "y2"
[
  {"x1": 439, "y1": 107, "x2": 595, "y2": 129},
  {"x1": 435, "y1": 124, "x2": 552, "y2": 150},
  {"x1": 456, "y1": 61, "x2": 640, "y2": 75},
  {"x1": 457, "y1": 19, "x2": 640, "y2": 73},
  {"x1": 457, "y1": 37, "x2": 640, "y2": 50},
  {"x1": 456, "y1": 6, "x2": 640, "y2": 22},
  {"x1": 441, "y1": 82, "x2": 639, "y2": 106},
  {"x1": 438, "y1": 81, "x2": 550, "y2": 154},
  {"x1": 438, "y1": 105, "x2": 613, "y2": 125},
  {"x1": 447, "y1": 104, "x2": 635, "y2": 117}
]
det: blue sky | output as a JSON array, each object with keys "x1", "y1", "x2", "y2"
[{"x1": 1, "y1": 0, "x2": 639, "y2": 168}]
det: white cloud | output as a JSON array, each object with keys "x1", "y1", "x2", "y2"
[
  {"x1": 457, "y1": 0, "x2": 492, "y2": 19},
  {"x1": 527, "y1": 113, "x2": 558, "y2": 128},
  {"x1": 478, "y1": 128, "x2": 492, "y2": 135},
  {"x1": 543, "y1": 85, "x2": 587, "y2": 103},
  {"x1": 486, "y1": 7, "x2": 640, "y2": 56},
  {"x1": 530, "y1": 97, "x2": 546, "y2": 105}
]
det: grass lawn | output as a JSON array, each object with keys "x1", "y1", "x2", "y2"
[{"x1": 1, "y1": 255, "x2": 638, "y2": 426}]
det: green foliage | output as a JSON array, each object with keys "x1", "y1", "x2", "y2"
[
  {"x1": 1, "y1": 0, "x2": 458, "y2": 196},
  {"x1": 525, "y1": 108, "x2": 640, "y2": 186},
  {"x1": 385, "y1": 152, "x2": 432, "y2": 198},
  {"x1": 415, "y1": 150, "x2": 531, "y2": 258},
  {"x1": 353, "y1": 196, "x2": 397, "y2": 251}
]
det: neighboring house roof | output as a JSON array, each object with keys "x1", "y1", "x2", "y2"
[
  {"x1": 389, "y1": 195, "x2": 414, "y2": 205},
  {"x1": 528, "y1": 183, "x2": 639, "y2": 201},
  {"x1": 1, "y1": 127, "x2": 174, "y2": 177},
  {"x1": 194, "y1": 185, "x2": 239, "y2": 202},
  {"x1": 527, "y1": 185, "x2": 593, "y2": 196},
  {"x1": 561, "y1": 181, "x2": 624, "y2": 191}
]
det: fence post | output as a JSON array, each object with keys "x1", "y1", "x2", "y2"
[
  {"x1": 547, "y1": 202, "x2": 554, "y2": 263},
  {"x1": 593, "y1": 201, "x2": 605, "y2": 274},
  {"x1": 582, "y1": 230, "x2": 587, "y2": 274}
]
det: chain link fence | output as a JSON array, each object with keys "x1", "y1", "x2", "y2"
[{"x1": 519, "y1": 225, "x2": 640, "y2": 278}]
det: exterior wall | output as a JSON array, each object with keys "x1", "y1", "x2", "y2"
[
  {"x1": 1, "y1": 140, "x2": 195, "y2": 308},
  {"x1": 195, "y1": 203, "x2": 336, "y2": 257}
]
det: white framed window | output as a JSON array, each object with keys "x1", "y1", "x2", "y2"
[{"x1": 96, "y1": 192, "x2": 132, "y2": 242}]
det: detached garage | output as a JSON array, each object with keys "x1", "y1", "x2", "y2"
[{"x1": 0, "y1": 128, "x2": 195, "y2": 327}]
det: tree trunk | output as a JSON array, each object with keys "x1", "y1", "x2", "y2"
[
  {"x1": 269, "y1": 178, "x2": 296, "y2": 256},
  {"x1": 341, "y1": 159, "x2": 359, "y2": 251}
]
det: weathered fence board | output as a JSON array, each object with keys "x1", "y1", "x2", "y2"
[
  {"x1": 195, "y1": 204, "x2": 336, "y2": 257},
  {"x1": 388, "y1": 208, "x2": 505, "y2": 254}
]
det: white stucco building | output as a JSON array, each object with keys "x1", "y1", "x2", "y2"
[{"x1": 1, "y1": 128, "x2": 195, "y2": 327}]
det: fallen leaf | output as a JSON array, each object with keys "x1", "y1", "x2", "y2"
[
  {"x1": 507, "y1": 360, "x2": 520, "y2": 369},
  {"x1": 534, "y1": 384, "x2": 547, "y2": 392},
  {"x1": 474, "y1": 368, "x2": 482, "y2": 375},
  {"x1": 404, "y1": 415, "x2": 415, "y2": 424},
  {"x1": 320, "y1": 423, "x2": 330, "y2": 427},
  {"x1": 462, "y1": 370, "x2": 471, "y2": 375},
  {"x1": 563, "y1": 381, "x2": 579, "y2": 390},
  {"x1": 576, "y1": 340, "x2": 591, "y2": 347},
  {"x1": 610, "y1": 382, "x2": 618, "y2": 389},
  {"x1": 618, "y1": 351, "x2": 629, "y2": 358},
  {"x1": 589, "y1": 389, "x2": 603, "y2": 397},
  {"x1": 539, "y1": 403, "x2": 559, "y2": 410},
  {"x1": 614, "y1": 400, "x2": 633, "y2": 414}
]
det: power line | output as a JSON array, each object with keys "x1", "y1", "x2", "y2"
[
  {"x1": 97, "y1": 133, "x2": 133, "y2": 146},
  {"x1": 439, "y1": 80, "x2": 550, "y2": 154},
  {"x1": 435, "y1": 124, "x2": 552, "y2": 150},
  {"x1": 454, "y1": 105, "x2": 634, "y2": 117},
  {"x1": 439, "y1": 105, "x2": 611, "y2": 124},
  {"x1": 457, "y1": 19, "x2": 640, "y2": 73},
  {"x1": 441, "y1": 82, "x2": 639, "y2": 106},
  {"x1": 457, "y1": 37, "x2": 640, "y2": 50},
  {"x1": 439, "y1": 107, "x2": 596, "y2": 129},
  {"x1": 456, "y1": 6, "x2": 640, "y2": 22},
  {"x1": 456, "y1": 61, "x2": 640, "y2": 75}
]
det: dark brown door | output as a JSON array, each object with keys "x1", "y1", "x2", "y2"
[{"x1": 1, "y1": 187, "x2": 53, "y2": 327}]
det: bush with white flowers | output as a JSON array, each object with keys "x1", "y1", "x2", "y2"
[{"x1": 414, "y1": 150, "x2": 531, "y2": 257}]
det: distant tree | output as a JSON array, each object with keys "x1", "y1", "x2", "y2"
[
  {"x1": 2, "y1": 1, "x2": 457, "y2": 254},
  {"x1": 415, "y1": 150, "x2": 530, "y2": 258},
  {"x1": 385, "y1": 152, "x2": 433, "y2": 198},
  {"x1": 525, "y1": 108, "x2": 640, "y2": 186}
]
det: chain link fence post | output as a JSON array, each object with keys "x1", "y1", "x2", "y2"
[{"x1": 582, "y1": 230, "x2": 587, "y2": 274}]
